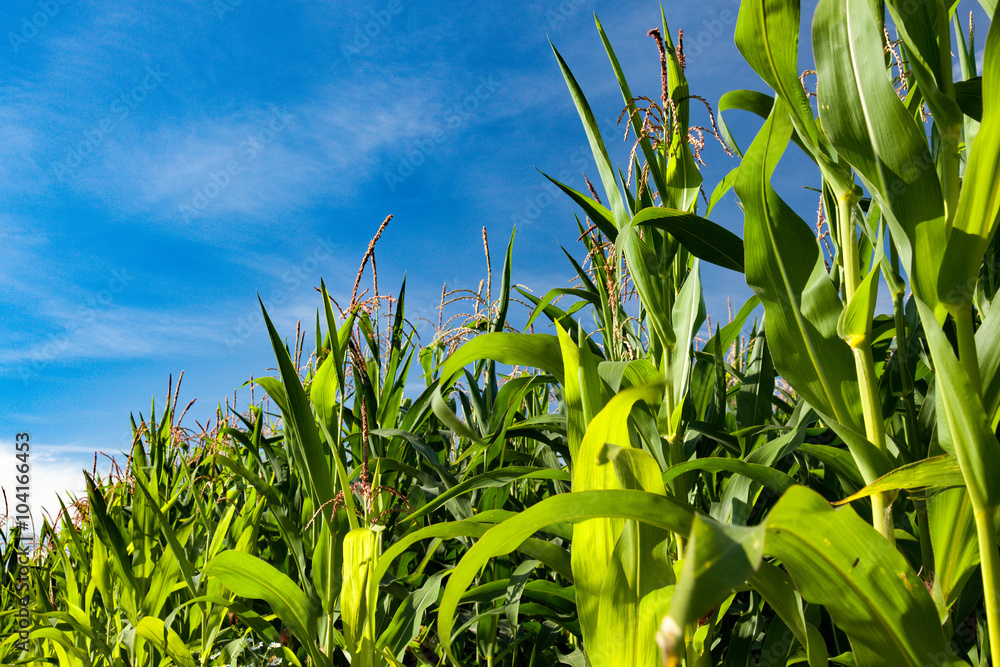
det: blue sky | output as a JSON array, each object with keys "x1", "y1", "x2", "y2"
[{"x1": 0, "y1": 0, "x2": 988, "y2": 522}]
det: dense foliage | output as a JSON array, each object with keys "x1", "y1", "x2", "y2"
[{"x1": 4, "y1": 0, "x2": 1000, "y2": 664}]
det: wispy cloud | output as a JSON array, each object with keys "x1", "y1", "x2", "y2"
[{"x1": 0, "y1": 438, "x2": 99, "y2": 530}]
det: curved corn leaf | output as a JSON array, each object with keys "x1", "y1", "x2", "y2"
[
  {"x1": 631, "y1": 207, "x2": 745, "y2": 273},
  {"x1": 572, "y1": 384, "x2": 666, "y2": 651},
  {"x1": 439, "y1": 333, "x2": 563, "y2": 385},
  {"x1": 915, "y1": 298, "x2": 1000, "y2": 510},
  {"x1": 437, "y1": 489, "x2": 696, "y2": 663},
  {"x1": 884, "y1": 0, "x2": 961, "y2": 128},
  {"x1": 813, "y1": 0, "x2": 947, "y2": 318},
  {"x1": 735, "y1": 0, "x2": 817, "y2": 146},
  {"x1": 405, "y1": 467, "x2": 569, "y2": 523},
  {"x1": 748, "y1": 561, "x2": 829, "y2": 666},
  {"x1": 661, "y1": 457, "x2": 795, "y2": 496},
  {"x1": 375, "y1": 521, "x2": 573, "y2": 584},
  {"x1": 717, "y1": 89, "x2": 775, "y2": 157},
  {"x1": 765, "y1": 486, "x2": 963, "y2": 666},
  {"x1": 204, "y1": 550, "x2": 324, "y2": 665},
  {"x1": 735, "y1": 102, "x2": 878, "y2": 481},
  {"x1": 134, "y1": 617, "x2": 196, "y2": 667},
  {"x1": 834, "y1": 455, "x2": 965, "y2": 505},
  {"x1": 342, "y1": 528, "x2": 378, "y2": 664},
  {"x1": 659, "y1": 516, "x2": 765, "y2": 664},
  {"x1": 929, "y1": 487, "x2": 980, "y2": 610}
]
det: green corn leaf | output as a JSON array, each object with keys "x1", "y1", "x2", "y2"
[
  {"x1": 312, "y1": 520, "x2": 346, "y2": 616},
  {"x1": 378, "y1": 571, "x2": 446, "y2": 661},
  {"x1": 656, "y1": 8, "x2": 702, "y2": 211},
  {"x1": 212, "y1": 454, "x2": 312, "y2": 581},
  {"x1": 437, "y1": 489, "x2": 695, "y2": 664},
  {"x1": 735, "y1": 101, "x2": 868, "y2": 452},
  {"x1": 834, "y1": 455, "x2": 965, "y2": 505},
  {"x1": 954, "y1": 76, "x2": 983, "y2": 121},
  {"x1": 440, "y1": 333, "x2": 564, "y2": 385},
  {"x1": 259, "y1": 300, "x2": 338, "y2": 522},
  {"x1": 915, "y1": 298, "x2": 1000, "y2": 510},
  {"x1": 717, "y1": 89, "x2": 776, "y2": 157},
  {"x1": 598, "y1": 358, "x2": 661, "y2": 393},
  {"x1": 551, "y1": 41, "x2": 630, "y2": 230},
  {"x1": 525, "y1": 288, "x2": 602, "y2": 333},
  {"x1": 799, "y1": 443, "x2": 866, "y2": 490},
  {"x1": 431, "y1": 385, "x2": 485, "y2": 446},
  {"x1": 632, "y1": 207, "x2": 745, "y2": 273},
  {"x1": 205, "y1": 550, "x2": 325, "y2": 665},
  {"x1": 977, "y1": 296, "x2": 1000, "y2": 424},
  {"x1": 25, "y1": 629, "x2": 90, "y2": 664},
  {"x1": 748, "y1": 561, "x2": 828, "y2": 665},
  {"x1": 670, "y1": 261, "x2": 706, "y2": 403},
  {"x1": 940, "y1": 14, "x2": 1000, "y2": 311},
  {"x1": 375, "y1": 520, "x2": 573, "y2": 585},
  {"x1": 572, "y1": 385, "x2": 666, "y2": 655},
  {"x1": 253, "y1": 375, "x2": 289, "y2": 414},
  {"x1": 594, "y1": 520, "x2": 675, "y2": 667},
  {"x1": 342, "y1": 527, "x2": 379, "y2": 664},
  {"x1": 662, "y1": 457, "x2": 795, "y2": 497},
  {"x1": 736, "y1": 0, "x2": 856, "y2": 195},
  {"x1": 837, "y1": 261, "x2": 881, "y2": 348},
  {"x1": 884, "y1": 0, "x2": 962, "y2": 129},
  {"x1": 320, "y1": 279, "x2": 354, "y2": 393},
  {"x1": 813, "y1": 0, "x2": 947, "y2": 319},
  {"x1": 540, "y1": 171, "x2": 618, "y2": 240},
  {"x1": 765, "y1": 486, "x2": 963, "y2": 666},
  {"x1": 615, "y1": 216, "x2": 677, "y2": 350},
  {"x1": 310, "y1": 353, "x2": 339, "y2": 435},
  {"x1": 736, "y1": 331, "x2": 775, "y2": 429},
  {"x1": 84, "y1": 473, "x2": 138, "y2": 622},
  {"x1": 134, "y1": 617, "x2": 196, "y2": 667},
  {"x1": 130, "y1": 466, "x2": 198, "y2": 597},
  {"x1": 929, "y1": 487, "x2": 980, "y2": 610},
  {"x1": 491, "y1": 228, "x2": 515, "y2": 334},
  {"x1": 707, "y1": 167, "x2": 739, "y2": 216},
  {"x1": 405, "y1": 467, "x2": 569, "y2": 523},
  {"x1": 557, "y1": 322, "x2": 607, "y2": 461},
  {"x1": 595, "y1": 14, "x2": 668, "y2": 198},
  {"x1": 659, "y1": 516, "x2": 765, "y2": 665},
  {"x1": 735, "y1": 0, "x2": 817, "y2": 146}
]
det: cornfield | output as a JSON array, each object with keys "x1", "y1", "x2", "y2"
[{"x1": 4, "y1": 0, "x2": 1000, "y2": 664}]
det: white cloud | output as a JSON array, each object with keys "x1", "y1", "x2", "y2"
[
  {"x1": 0, "y1": 439, "x2": 101, "y2": 534},
  {"x1": 0, "y1": 301, "x2": 229, "y2": 373},
  {"x1": 73, "y1": 70, "x2": 452, "y2": 227}
]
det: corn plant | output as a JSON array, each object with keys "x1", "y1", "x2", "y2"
[{"x1": 4, "y1": 2, "x2": 1000, "y2": 666}]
